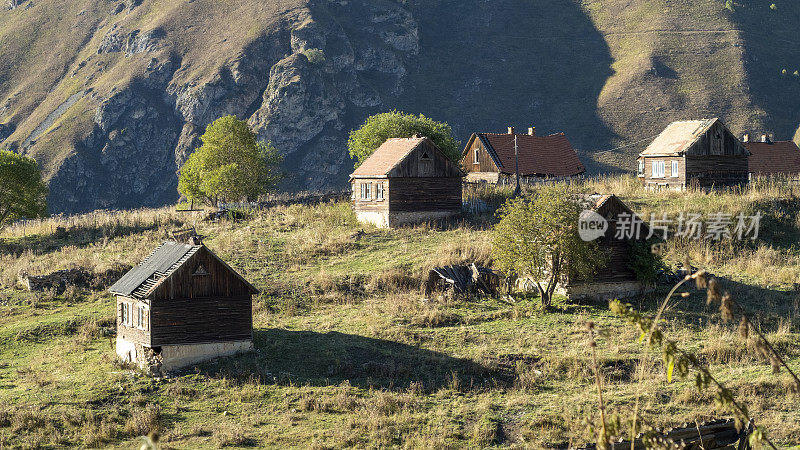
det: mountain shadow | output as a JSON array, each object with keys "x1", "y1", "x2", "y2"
[
  {"x1": 394, "y1": 0, "x2": 616, "y2": 165},
  {"x1": 729, "y1": 3, "x2": 800, "y2": 140},
  {"x1": 201, "y1": 328, "x2": 510, "y2": 392}
]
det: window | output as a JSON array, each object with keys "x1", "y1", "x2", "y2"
[
  {"x1": 651, "y1": 160, "x2": 665, "y2": 178},
  {"x1": 120, "y1": 303, "x2": 126, "y2": 326},
  {"x1": 359, "y1": 182, "x2": 372, "y2": 200},
  {"x1": 671, "y1": 160, "x2": 679, "y2": 177},
  {"x1": 474, "y1": 147, "x2": 480, "y2": 164},
  {"x1": 637, "y1": 159, "x2": 644, "y2": 176},
  {"x1": 376, "y1": 183, "x2": 385, "y2": 201}
]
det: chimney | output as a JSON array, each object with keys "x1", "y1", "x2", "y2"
[
  {"x1": 742, "y1": 133, "x2": 749, "y2": 143},
  {"x1": 761, "y1": 134, "x2": 771, "y2": 143},
  {"x1": 528, "y1": 127, "x2": 536, "y2": 136},
  {"x1": 507, "y1": 126, "x2": 515, "y2": 135}
]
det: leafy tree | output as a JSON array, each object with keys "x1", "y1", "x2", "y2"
[
  {"x1": 348, "y1": 111, "x2": 461, "y2": 168},
  {"x1": 491, "y1": 185, "x2": 604, "y2": 308},
  {"x1": 0, "y1": 150, "x2": 48, "y2": 229},
  {"x1": 178, "y1": 116, "x2": 284, "y2": 205}
]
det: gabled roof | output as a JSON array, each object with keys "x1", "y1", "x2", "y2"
[
  {"x1": 109, "y1": 241, "x2": 258, "y2": 299},
  {"x1": 640, "y1": 118, "x2": 717, "y2": 156},
  {"x1": 350, "y1": 137, "x2": 426, "y2": 177},
  {"x1": 465, "y1": 132, "x2": 585, "y2": 177},
  {"x1": 745, "y1": 140, "x2": 800, "y2": 175},
  {"x1": 582, "y1": 193, "x2": 651, "y2": 238}
]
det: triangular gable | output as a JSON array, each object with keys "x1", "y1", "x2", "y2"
[
  {"x1": 386, "y1": 137, "x2": 464, "y2": 178},
  {"x1": 163, "y1": 246, "x2": 259, "y2": 295}
]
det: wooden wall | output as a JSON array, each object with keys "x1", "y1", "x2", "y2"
[
  {"x1": 641, "y1": 156, "x2": 686, "y2": 188},
  {"x1": 117, "y1": 296, "x2": 151, "y2": 346},
  {"x1": 461, "y1": 135, "x2": 500, "y2": 174},
  {"x1": 388, "y1": 177, "x2": 462, "y2": 212},
  {"x1": 387, "y1": 139, "x2": 464, "y2": 178},
  {"x1": 351, "y1": 178, "x2": 390, "y2": 213},
  {"x1": 685, "y1": 155, "x2": 749, "y2": 187},
  {"x1": 150, "y1": 295, "x2": 252, "y2": 346},
  {"x1": 145, "y1": 247, "x2": 254, "y2": 346},
  {"x1": 151, "y1": 248, "x2": 253, "y2": 300}
]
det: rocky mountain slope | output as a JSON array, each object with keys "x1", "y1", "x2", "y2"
[{"x1": 1, "y1": 0, "x2": 799, "y2": 213}]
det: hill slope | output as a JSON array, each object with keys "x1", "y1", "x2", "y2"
[{"x1": 1, "y1": 0, "x2": 799, "y2": 213}]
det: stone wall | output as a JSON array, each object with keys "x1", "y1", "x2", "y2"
[{"x1": 116, "y1": 336, "x2": 253, "y2": 374}]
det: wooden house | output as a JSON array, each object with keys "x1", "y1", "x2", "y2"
[
  {"x1": 460, "y1": 127, "x2": 585, "y2": 183},
  {"x1": 637, "y1": 118, "x2": 749, "y2": 189},
  {"x1": 350, "y1": 136, "x2": 464, "y2": 228},
  {"x1": 558, "y1": 194, "x2": 652, "y2": 301},
  {"x1": 743, "y1": 134, "x2": 800, "y2": 178},
  {"x1": 109, "y1": 240, "x2": 258, "y2": 373}
]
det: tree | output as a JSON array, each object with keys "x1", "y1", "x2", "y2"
[
  {"x1": 348, "y1": 111, "x2": 461, "y2": 168},
  {"x1": 178, "y1": 116, "x2": 284, "y2": 205},
  {"x1": 491, "y1": 184, "x2": 603, "y2": 308},
  {"x1": 0, "y1": 150, "x2": 48, "y2": 229}
]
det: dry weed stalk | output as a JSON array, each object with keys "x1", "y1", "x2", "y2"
[{"x1": 606, "y1": 262, "x2": 797, "y2": 450}]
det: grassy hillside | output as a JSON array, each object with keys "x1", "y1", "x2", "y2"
[
  {"x1": 3, "y1": 0, "x2": 800, "y2": 212},
  {"x1": 1, "y1": 177, "x2": 799, "y2": 448}
]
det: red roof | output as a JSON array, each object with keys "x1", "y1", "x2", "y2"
[
  {"x1": 470, "y1": 132, "x2": 585, "y2": 177},
  {"x1": 744, "y1": 140, "x2": 800, "y2": 175}
]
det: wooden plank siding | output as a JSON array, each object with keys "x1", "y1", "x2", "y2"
[
  {"x1": 117, "y1": 296, "x2": 151, "y2": 346},
  {"x1": 388, "y1": 177, "x2": 462, "y2": 212},
  {"x1": 461, "y1": 136, "x2": 499, "y2": 174},
  {"x1": 150, "y1": 296, "x2": 252, "y2": 346},
  {"x1": 685, "y1": 155, "x2": 749, "y2": 187},
  {"x1": 351, "y1": 178, "x2": 390, "y2": 213},
  {"x1": 150, "y1": 248, "x2": 253, "y2": 301},
  {"x1": 641, "y1": 156, "x2": 686, "y2": 188}
]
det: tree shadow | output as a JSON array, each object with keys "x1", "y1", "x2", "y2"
[{"x1": 201, "y1": 328, "x2": 512, "y2": 392}]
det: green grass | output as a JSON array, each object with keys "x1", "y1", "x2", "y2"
[{"x1": 1, "y1": 178, "x2": 799, "y2": 448}]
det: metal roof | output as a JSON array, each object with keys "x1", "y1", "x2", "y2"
[
  {"x1": 350, "y1": 137, "x2": 427, "y2": 177},
  {"x1": 108, "y1": 242, "x2": 197, "y2": 298},
  {"x1": 640, "y1": 118, "x2": 717, "y2": 156}
]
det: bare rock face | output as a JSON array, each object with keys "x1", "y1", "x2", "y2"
[{"x1": 43, "y1": 0, "x2": 421, "y2": 212}]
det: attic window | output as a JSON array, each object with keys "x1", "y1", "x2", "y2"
[
  {"x1": 193, "y1": 265, "x2": 209, "y2": 276},
  {"x1": 420, "y1": 152, "x2": 431, "y2": 160}
]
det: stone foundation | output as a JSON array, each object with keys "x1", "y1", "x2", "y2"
[
  {"x1": 356, "y1": 210, "x2": 459, "y2": 228},
  {"x1": 116, "y1": 337, "x2": 253, "y2": 373},
  {"x1": 556, "y1": 280, "x2": 652, "y2": 302},
  {"x1": 356, "y1": 210, "x2": 390, "y2": 228}
]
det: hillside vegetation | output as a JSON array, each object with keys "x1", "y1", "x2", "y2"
[
  {"x1": 1, "y1": 176, "x2": 798, "y2": 448},
  {"x1": 1, "y1": 0, "x2": 800, "y2": 212}
]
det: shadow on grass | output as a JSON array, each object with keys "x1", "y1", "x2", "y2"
[
  {"x1": 0, "y1": 222, "x2": 165, "y2": 256},
  {"x1": 202, "y1": 328, "x2": 511, "y2": 392},
  {"x1": 611, "y1": 276, "x2": 798, "y2": 330}
]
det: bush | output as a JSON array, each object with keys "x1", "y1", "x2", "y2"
[{"x1": 301, "y1": 48, "x2": 325, "y2": 65}]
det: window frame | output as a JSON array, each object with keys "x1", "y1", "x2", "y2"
[
  {"x1": 474, "y1": 147, "x2": 480, "y2": 164},
  {"x1": 376, "y1": 183, "x2": 385, "y2": 201},
  {"x1": 651, "y1": 160, "x2": 665, "y2": 178},
  {"x1": 671, "y1": 160, "x2": 679, "y2": 178}
]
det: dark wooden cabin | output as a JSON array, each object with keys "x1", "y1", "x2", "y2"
[
  {"x1": 637, "y1": 118, "x2": 749, "y2": 189},
  {"x1": 109, "y1": 240, "x2": 258, "y2": 372},
  {"x1": 743, "y1": 134, "x2": 800, "y2": 178},
  {"x1": 350, "y1": 136, "x2": 465, "y2": 228},
  {"x1": 559, "y1": 194, "x2": 652, "y2": 301},
  {"x1": 460, "y1": 126, "x2": 585, "y2": 183}
]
